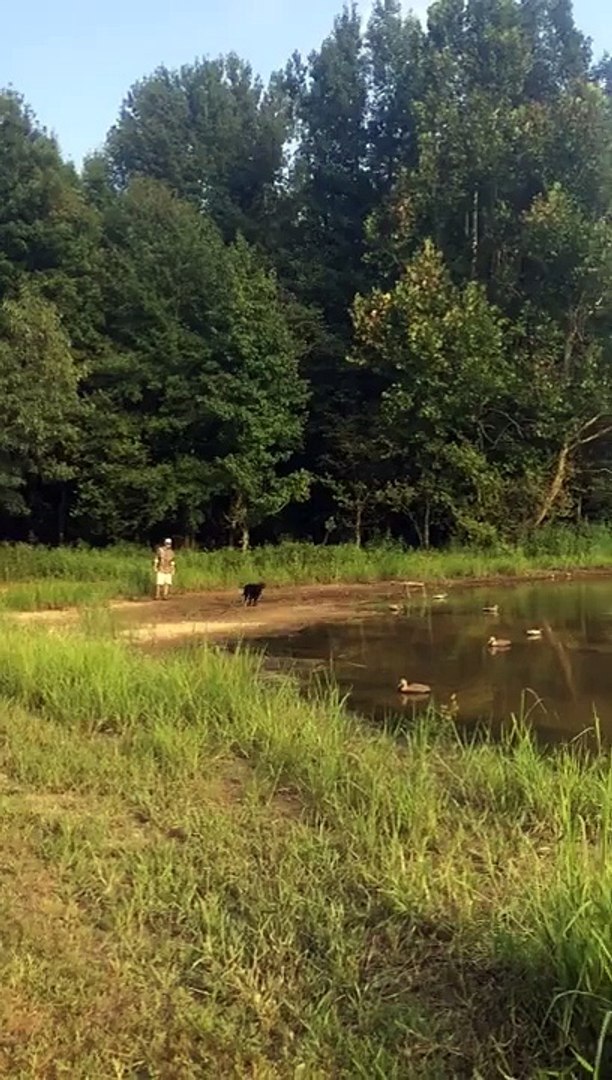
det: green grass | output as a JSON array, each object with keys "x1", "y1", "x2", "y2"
[
  {"x1": 0, "y1": 523, "x2": 611, "y2": 611},
  {"x1": 0, "y1": 579, "x2": 121, "y2": 611},
  {"x1": 0, "y1": 619, "x2": 609, "y2": 1076}
]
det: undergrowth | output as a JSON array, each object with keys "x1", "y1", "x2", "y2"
[{"x1": 0, "y1": 523, "x2": 610, "y2": 610}]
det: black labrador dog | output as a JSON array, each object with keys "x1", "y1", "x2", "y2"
[{"x1": 242, "y1": 582, "x2": 265, "y2": 607}]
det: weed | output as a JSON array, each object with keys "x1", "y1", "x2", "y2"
[
  {"x1": 0, "y1": 525, "x2": 610, "y2": 610},
  {"x1": 0, "y1": 621, "x2": 609, "y2": 1074}
]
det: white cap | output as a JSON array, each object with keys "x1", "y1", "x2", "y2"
[{"x1": 164, "y1": 537, "x2": 172, "y2": 544}]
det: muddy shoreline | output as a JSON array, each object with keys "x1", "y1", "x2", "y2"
[{"x1": 12, "y1": 567, "x2": 612, "y2": 644}]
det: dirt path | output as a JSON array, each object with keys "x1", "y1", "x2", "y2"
[
  {"x1": 13, "y1": 582, "x2": 400, "y2": 643},
  {"x1": 10, "y1": 569, "x2": 602, "y2": 645},
  {"x1": 118, "y1": 581, "x2": 414, "y2": 643}
]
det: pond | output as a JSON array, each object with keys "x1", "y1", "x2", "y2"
[{"x1": 255, "y1": 578, "x2": 612, "y2": 743}]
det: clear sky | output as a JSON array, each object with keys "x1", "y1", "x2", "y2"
[{"x1": 0, "y1": 0, "x2": 608, "y2": 166}]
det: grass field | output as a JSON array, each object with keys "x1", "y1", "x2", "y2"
[
  {"x1": 0, "y1": 619, "x2": 610, "y2": 1077},
  {"x1": 0, "y1": 524, "x2": 611, "y2": 611}
]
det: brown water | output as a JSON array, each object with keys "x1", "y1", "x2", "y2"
[{"x1": 256, "y1": 579, "x2": 612, "y2": 742}]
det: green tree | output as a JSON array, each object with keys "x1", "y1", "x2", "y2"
[
  {"x1": 320, "y1": 413, "x2": 387, "y2": 547},
  {"x1": 358, "y1": 1, "x2": 612, "y2": 536},
  {"x1": 73, "y1": 180, "x2": 309, "y2": 545},
  {"x1": 280, "y1": 5, "x2": 371, "y2": 323},
  {"x1": 72, "y1": 394, "x2": 197, "y2": 542},
  {"x1": 105, "y1": 55, "x2": 288, "y2": 242},
  {"x1": 518, "y1": 184, "x2": 612, "y2": 524},
  {"x1": 366, "y1": 0, "x2": 424, "y2": 193},
  {"x1": 211, "y1": 238, "x2": 310, "y2": 550},
  {"x1": 351, "y1": 242, "x2": 537, "y2": 544},
  {"x1": 272, "y1": 6, "x2": 376, "y2": 539},
  {"x1": 0, "y1": 287, "x2": 80, "y2": 521},
  {"x1": 2, "y1": 1, "x2": 612, "y2": 549},
  {"x1": 0, "y1": 91, "x2": 102, "y2": 353},
  {"x1": 73, "y1": 178, "x2": 228, "y2": 540},
  {"x1": 520, "y1": 0, "x2": 591, "y2": 99}
]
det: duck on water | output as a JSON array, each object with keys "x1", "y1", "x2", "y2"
[
  {"x1": 488, "y1": 636, "x2": 512, "y2": 651},
  {"x1": 397, "y1": 678, "x2": 431, "y2": 695}
]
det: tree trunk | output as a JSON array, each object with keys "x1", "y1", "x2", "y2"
[
  {"x1": 408, "y1": 510, "x2": 423, "y2": 548},
  {"x1": 57, "y1": 484, "x2": 67, "y2": 546},
  {"x1": 423, "y1": 498, "x2": 431, "y2": 550},
  {"x1": 534, "y1": 442, "x2": 570, "y2": 527},
  {"x1": 228, "y1": 494, "x2": 245, "y2": 549},
  {"x1": 240, "y1": 525, "x2": 250, "y2": 553},
  {"x1": 471, "y1": 186, "x2": 479, "y2": 278},
  {"x1": 354, "y1": 504, "x2": 363, "y2": 548},
  {"x1": 322, "y1": 517, "x2": 335, "y2": 545}
]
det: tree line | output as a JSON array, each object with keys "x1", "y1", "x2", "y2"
[{"x1": 1, "y1": 0, "x2": 612, "y2": 549}]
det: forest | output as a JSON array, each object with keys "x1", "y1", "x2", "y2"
[{"x1": 1, "y1": 0, "x2": 612, "y2": 550}]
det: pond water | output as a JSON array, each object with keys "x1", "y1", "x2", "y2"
[{"x1": 255, "y1": 579, "x2": 612, "y2": 743}]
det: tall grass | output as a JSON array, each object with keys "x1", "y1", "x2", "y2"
[
  {"x1": 0, "y1": 522, "x2": 611, "y2": 610},
  {"x1": 0, "y1": 619, "x2": 609, "y2": 1075}
]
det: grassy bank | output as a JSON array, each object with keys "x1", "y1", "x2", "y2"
[
  {"x1": 0, "y1": 620, "x2": 609, "y2": 1076},
  {"x1": 0, "y1": 525, "x2": 611, "y2": 611}
]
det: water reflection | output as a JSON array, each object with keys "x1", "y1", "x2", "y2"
[{"x1": 256, "y1": 579, "x2": 612, "y2": 742}]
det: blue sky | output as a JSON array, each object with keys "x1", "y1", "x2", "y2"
[{"x1": 1, "y1": 0, "x2": 608, "y2": 166}]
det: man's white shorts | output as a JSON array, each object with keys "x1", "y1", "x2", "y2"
[{"x1": 156, "y1": 572, "x2": 173, "y2": 586}]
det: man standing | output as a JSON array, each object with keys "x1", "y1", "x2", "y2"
[{"x1": 154, "y1": 538, "x2": 176, "y2": 600}]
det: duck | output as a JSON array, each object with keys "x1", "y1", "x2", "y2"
[
  {"x1": 432, "y1": 593, "x2": 448, "y2": 602},
  {"x1": 397, "y1": 678, "x2": 431, "y2": 695},
  {"x1": 488, "y1": 636, "x2": 511, "y2": 650},
  {"x1": 526, "y1": 628, "x2": 543, "y2": 639},
  {"x1": 483, "y1": 604, "x2": 499, "y2": 615}
]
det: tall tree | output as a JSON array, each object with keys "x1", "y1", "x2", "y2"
[
  {"x1": 73, "y1": 177, "x2": 229, "y2": 540},
  {"x1": 211, "y1": 237, "x2": 310, "y2": 550},
  {"x1": 0, "y1": 91, "x2": 102, "y2": 351},
  {"x1": 2, "y1": 1, "x2": 612, "y2": 547},
  {"x1": 0, "y1": 287, "x2": 80, "y2": 522},
  {"x1": 280, "y1": 5, "x2": 371, "y2": 324},
  {"x1": 366, "y1": 0, "x2": 424, "y2": 194},
  {"x1": 520, "y1": 0, "x2": 591, "y2": 100},
  {"x1": 271, "y1": 6, "x2": 374, "y2": 538},
  {"x1": 74, "y1": 179, "x2": 308, "y2": 545},
  {"x1": 351, "y1": 241, "x2": 525, "y2": 544},
  {"x1": 105, "y1": 55, "x2": 288, "y2": 242},
  {"x1": 519, "y1": 182, "x2": 612, "y2": 524}
]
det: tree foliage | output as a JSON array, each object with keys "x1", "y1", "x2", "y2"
[
  {"x1": 1, "y1": 0, "x2": 611, "y2": 547},
  {"x1": 105, "y1": 55, "x2": 288, "y2": 242},
  {"x1": 0, "y1": 286, "x2": 80, "y2": 515}
]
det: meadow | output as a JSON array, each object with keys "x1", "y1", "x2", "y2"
[
  {"x1": 0, "y1": 617, "x2": 610, "y2": 1077},
  {"x1": 0, "y1": 523, "x2": 611, "y2": 611}
]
